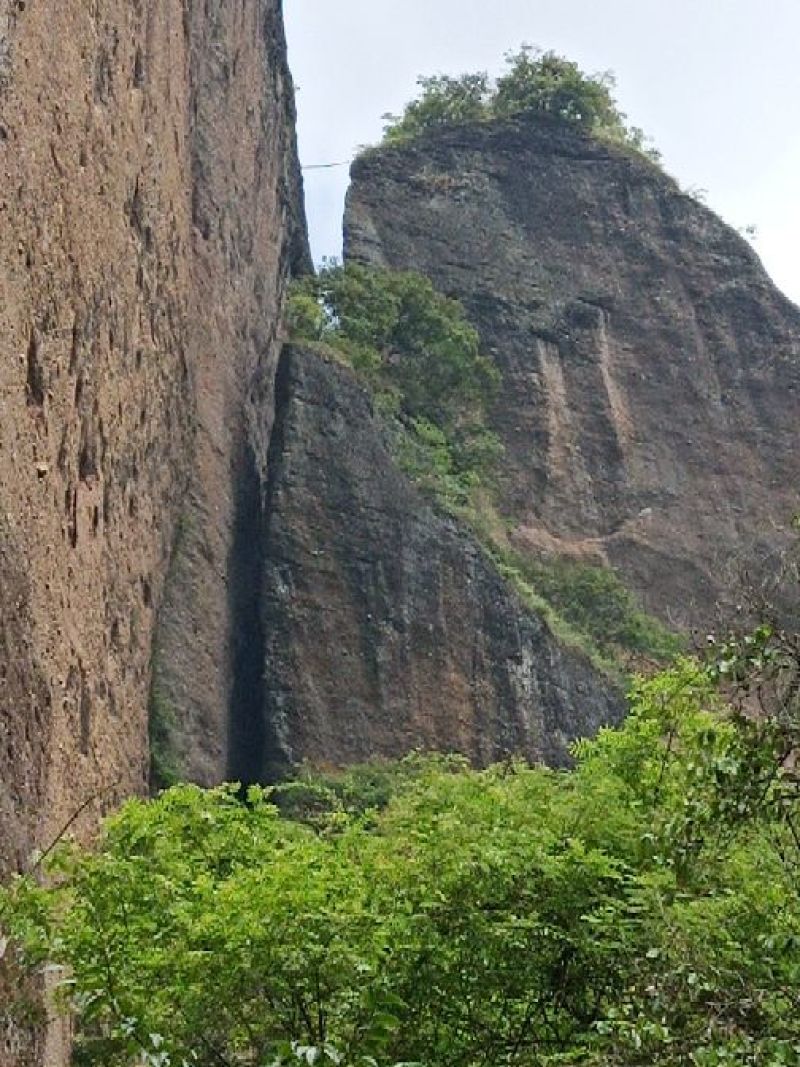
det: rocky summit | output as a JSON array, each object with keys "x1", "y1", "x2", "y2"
[{"x1": 345, "y1": 116, "x2": 800, "y2": 628}]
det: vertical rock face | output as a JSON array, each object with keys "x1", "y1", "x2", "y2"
[
  {"x1": 0, "y1": 0, "x2": 308, "y2": 892},
  {"x1": 150, "y1": 0, "x2": 310, "y2": 787},
  {"x1": 344, "y1": 118, "x2": 800, "y2": 627},
  {"x1": 253, "y1": 346, "x2": 623, "y2": 779}
]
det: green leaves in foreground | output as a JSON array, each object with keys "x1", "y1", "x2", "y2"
[{"x1": 4, "y1": 660, "x2": 800, "y2": 1065}]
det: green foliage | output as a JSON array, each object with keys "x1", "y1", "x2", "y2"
[
  {"x1": 511, "y1": 551, "x2": 683, "y2": 662},
  {"x1": 4, "y1": 657, "x2": 800, "y2": 1065},
  {"x1": 285, "y1": 290, "x2": 328, "y2": 342},
  {"x1": 272, "y1": 753, "x2": 466, "y2": 830},
  {"x1": 391, "y1": 416, "x2": 503, "y2": 511},
  {"x1": 287, "y1": 262, "x2": 501, "y2": 509},
  {"x1": 381, "y1": 46, "x2": 660, "y2": 163},
  {"x1": 476, "y1": 527, "x2": 682, "y2": 670},
  {"x1": 494, "y1": 47, "x2": 618, "y2": 129},
  {"x1": 148, "y1": 667, "x2": 181, "y2": 792},
  {"x1": 149, "y1": 682, "x2": 180, "y2": 792},
  {"x1": 382, "y1": 72, "x2": 491, "y2": 143}
]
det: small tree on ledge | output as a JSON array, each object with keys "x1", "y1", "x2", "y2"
[{"x1": 380, "y1": 45, "x2": 661, "y2": 164}]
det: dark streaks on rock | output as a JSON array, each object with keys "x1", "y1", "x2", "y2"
[
  {"x1": 258, "y1": 346, "x2": 624, "y2": 775},
  {"x1": 345, "y1": 115, "x2": 800, "y2": 627}
]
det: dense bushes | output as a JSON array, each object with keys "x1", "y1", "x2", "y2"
[
  {"x1": 493, "y1": 48, "x2": 620, "y2": 127},
  {"x1": 381, "y1": 46, "x2": 660, "y2": 163},
  {"x1": 494, "y1": 547, "x2": 684, "y2": 664},
  {"x1": 3, "y1": 657, "x2": 800, "y2": 1065},
  {"x1": 382, "y1": 72, "x2": 490, "y2": 136},
  {"x1": 288, "y1": 262, "x2": 502, "y2": 508}
]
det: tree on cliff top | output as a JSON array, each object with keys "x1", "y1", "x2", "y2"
[
  {"x1": 381, "y1": 46, "x2": 660, "y2": 163},
  {"x1": 383, "y1": 71, "x2": 491, "y2": 137},
  {"x1": 493, "y1": 47, "x2": 619, "y2": 128}
]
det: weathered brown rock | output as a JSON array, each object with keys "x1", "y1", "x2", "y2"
[
  {"x1": 1, "y1": 0, "x2": 307, "y2": 1058},
  {"x1": 0, "y1": 519, "x2": 50, "y2": 876},
  {"x1": 344, "y1": 117, "x2": 800, "y2": 627},
  {"x1": 149, "y1": 0, "x2": 310, "y2": 788},
  {"x1": 0, "y1": 0, "x2": 306, "y2": 874},
  {"x1": 251, "y1": 345, "x2": 624, "y2": 779}
]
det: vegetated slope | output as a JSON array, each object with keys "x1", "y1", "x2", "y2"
[
  {"x1": 345, "y1": 114, "x2": 800, "y2": 628},
  {"x1": 0, "y1": 0, "x2": 308, "y2": 894},
  {"x1": 7, "y1": 638, "x2": 800, "y2": 1065},
  {"x1": 250, "y1": 345, "x2": 623, "y2": 779}
]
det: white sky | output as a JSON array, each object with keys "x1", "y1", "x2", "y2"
[{"x1": 285, "y1": 0, "x2": 800, "y2": 305}]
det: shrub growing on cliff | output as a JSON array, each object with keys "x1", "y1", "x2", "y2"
[
  {"x1": 382, "y1": 71, "x2": 491, "y2": 143},
  {"x1": 380, "y1": 46, "x2": 660, "y2": 163},
  {"x1": 288, "y1": 263, "x2": 501, "y2": 506},
  {"x1": 503, "y1": 550, "x2": 684, "y2": 663},
  {"x1": 494, "y1": 47, "x2": 619, "y2": 128},
  {"x1": 4, "y1": 655, "x2": 800, "y2": 1065}
]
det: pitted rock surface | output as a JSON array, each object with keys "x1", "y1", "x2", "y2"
[{"x1": 0, "y1": 0, "x2": 307, "y2": 876}]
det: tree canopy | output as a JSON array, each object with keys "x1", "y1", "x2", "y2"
[
  {"x1": 288, "y1": 262, "x2": 502, "y2": 508},
  {"x1": 3, "y1": 627, "x2": 800, "y2": 1065},
  {"x1": 381, "y1": 46, "x2": 660, "y2": 163}
]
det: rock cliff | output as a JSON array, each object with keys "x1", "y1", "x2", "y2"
[
  {"x1": 4, "y1": 23, "x2": 800, "y2": 1061},
  {"x1": 344, "y1": 117, "x2": 800, "y2": 627},
  {"x1": 249, "y1": 345, "x2": 623, "y2": 780},
  {"x1": 0, "y1": 0, "x2": 308, "y2": 893}
]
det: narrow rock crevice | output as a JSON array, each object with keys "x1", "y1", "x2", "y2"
[{"x1": 226, "y1": 345, "x2": 294, "y2": 785}]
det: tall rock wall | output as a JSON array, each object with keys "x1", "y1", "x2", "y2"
[
  {"x1": 345, "y1": 117, "x2": 800, "y2": 627},
  {"x1": 251, "y1": 345, "x2": 623, "y2": 780},
  {"x1": 0, "y1": 0, "x2": 308, "y2": 890},
  {"x1": 148, "y1": 0, "x2": 310, "y2": 787}
]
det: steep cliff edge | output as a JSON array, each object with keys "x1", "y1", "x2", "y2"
[
  {"x1": 345, "y1": 117, "x2": 800, "y2": 627},
  {"x1": 0, "y1": 0, "x2": 308, "y2": 891},
  {"x1": 251, "y1": 345, "x2": 623, "y2": 779}
]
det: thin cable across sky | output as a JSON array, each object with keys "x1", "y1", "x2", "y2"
[{"x1": 286, "y1": 0, "x2": 800, "y2": 304}]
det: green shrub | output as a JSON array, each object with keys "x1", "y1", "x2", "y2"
[
  {"x1": 287, "y1": 263, "x2": 502, "y2": 509},
  {"x1": 272, "y1": 753, "x2": 466, "y2": 829},
  {"x1": 520, "y1": 554, "x2": 684, "y2": 661},
  {"x1": 494, "y1": 47, "x2": 619, "y2": 128},
  {"x1": 290, "y1": 263, "x2": 498, "y2": 426},
  {"x1": 473, "y1": 526, "x2": 681, "y2": 669},
  {"x1": 382, "y1": 72, "x2": 491, "y2": 143},
  {"x1": 284, "y1": 290, "x2": 327, "y2": 341},
  {"x1": 380, "y1": 45, "x2": 661, "y2": 163},
  {"x1": 148, "y1": 683, "x2": 180, "y2": 792}
]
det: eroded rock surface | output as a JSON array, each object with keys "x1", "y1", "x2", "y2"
[
  {"x1": 252, "y1": 346, "x2": 624, "y2": 779},
  {"x1": 345, "y1": 117, "x2": 800, "y2": 627},
  {"x1": 0, "y1": 0, "x2": 307, "y2": 886}
]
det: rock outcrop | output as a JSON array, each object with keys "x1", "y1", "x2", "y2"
[
  {"x1": 0, "y1": 0, "x2": 308, "y2": 891},
  {"x1": 345, "y1": 117, "x2": 800, "y2": 627},
  {"x1": 250, "y1": 345, "x2": 623, "y2": 780}
]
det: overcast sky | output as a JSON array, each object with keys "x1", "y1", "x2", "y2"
[{"x1": 285, "y1": 0, "x2": 800, "y2": 305}]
